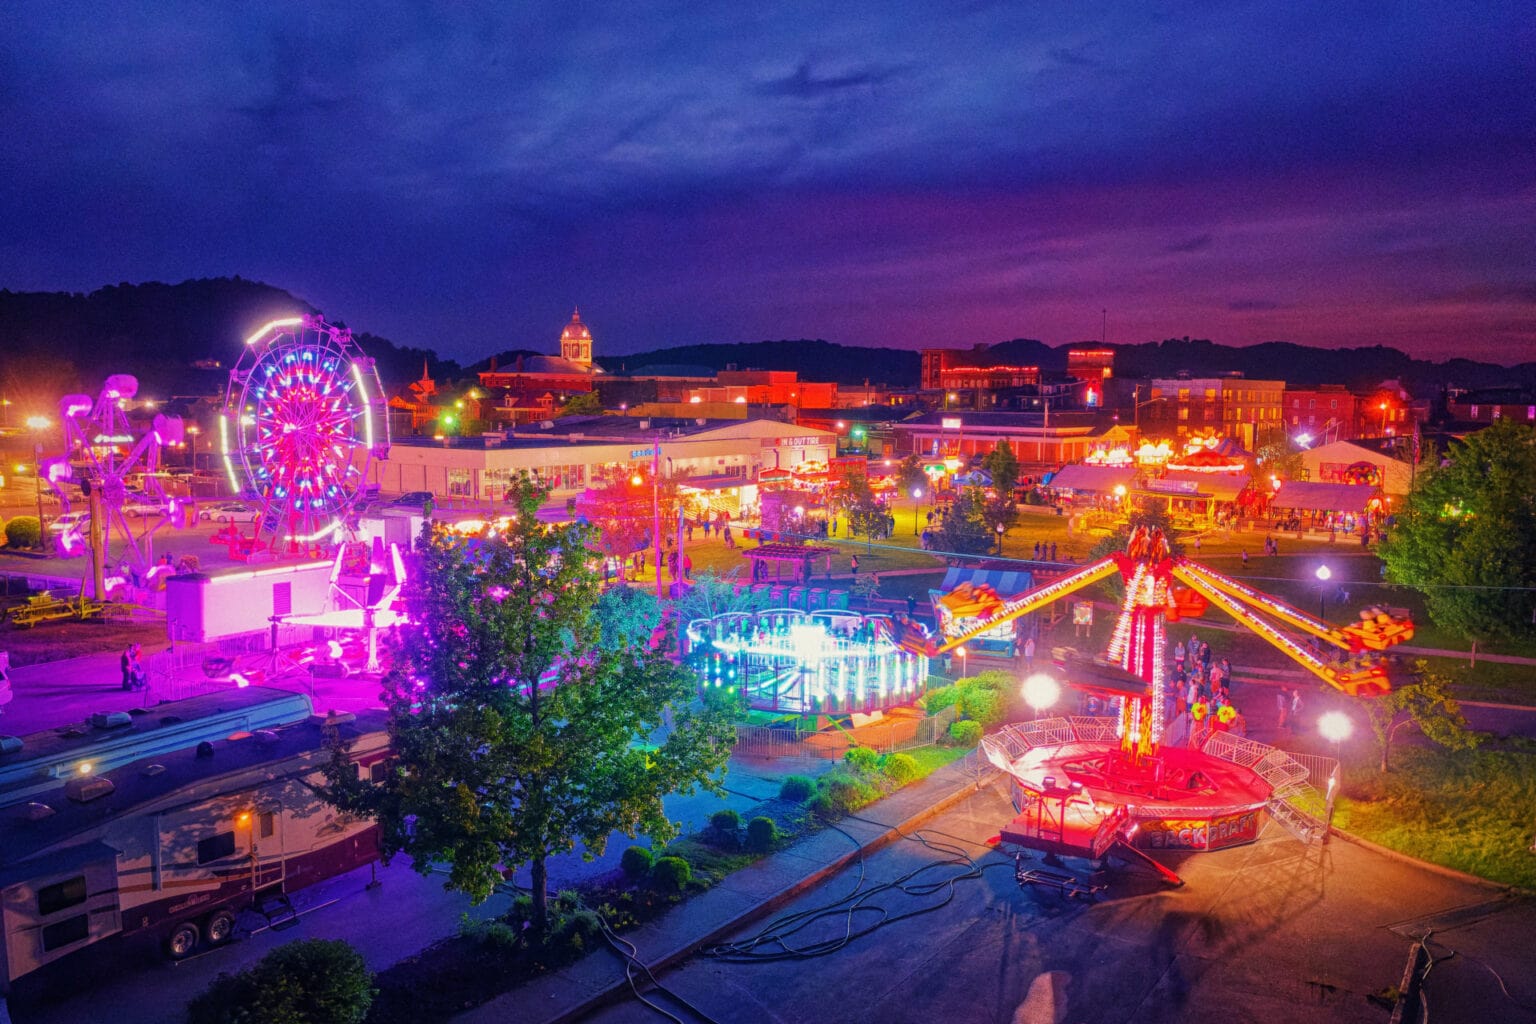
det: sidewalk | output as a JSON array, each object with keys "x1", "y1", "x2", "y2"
[{"x1": 456, "y1": 756, "x2": 999, "y2": 1024}]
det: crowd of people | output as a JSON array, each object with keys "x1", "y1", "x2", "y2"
[{"x1": 1159, "y1": 630, "x2": 1251, "y2": 749}]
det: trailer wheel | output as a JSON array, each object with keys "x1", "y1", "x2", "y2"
[
  {"x1": 166, "y1": 921, "x2": 201, "y2": 959},
  {"x1": 205, "y1": 910, "x2": 237, "y2": 945}
]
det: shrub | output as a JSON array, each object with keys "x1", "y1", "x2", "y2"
[
  {"x1": 187, "y1": 938, "x2": 375, "y2": 1024},
  {"x1": 651, "y1": 856, "x2": 692, "y2": 893},
  {"x1": 924, "y1": 685, "x2": 960, "y2": 715},
  {"x1": 881, "y1": 753, "x2": 920, "y2": 785},
  {"x1": 710, "y1": 808, "x2": 741, "y2": 834},
  {"x1": 557, "y1": 908, "x2": 604, "y2": 955},
  {"x1": 779, "y1": 775, "x2": 814, "y2": 802},
  {"x1": 620, "y1": 845, "x2": 654, "y2": 879},
  {"x1": 816, "y1": 769, "x2": 881, "y2": 815},
  {"x1": 746, "y1": 815, "x2": 779, "y2": 852},
  {"x1": 4, "y1": 516, "x2": 40, "y2": 550},
  {"x1": 948, "y1": 720, "x2": 983, "y2": 747},
  {"x1": 844, "y1": 746, "x2": 881, "y2": 773},
  {"x1": 460, "y1": 913, "x2": 524, "y2": 951},
  {"x1": 807, "y1": 793, "x2": 839, "y2": 819},
  {"x1": 959, "y1": 684, "x2": 1007, "y2": 727}
]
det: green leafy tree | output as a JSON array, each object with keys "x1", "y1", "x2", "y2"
[
  {"x1": 1255, "y1": 436, "x2": 1306, "y2": 482},
  {"x1": 1085, "y1": 506, "x2": 1184, "y2": 600},
  {"x1": 1380, "y1": 418, "x2": 1536, "y2": 643},
  {"x1": 830, "y1": 472, "x2": 885, "y2": 544},
  {"x1": 1364, "y1": 662, "x2": 1482, "y2": 773},
  {"x1": 186, "y1": 939, "x2": 375, "y2": 1024},
  {"x1": 558, "y1": 391, "x2": 604, "y2": 417},
  {"x1": 895, "y1": 454, "x2": 928, "y2": 503},
  {"x1": 576, "y1": 467, "x2": 680, "y2": 581},
  {"x1": 321, "y1": 476, "x2": 733, "y2": 934},
  {"x1": 981, "y1": 440, "x2": 1021, "y2": 498},
  {"x1": 673, "y1": 568, "x2": 772, "y2": 623},
  {"x1": 935, "y1": 487, "x2": 994, "y2": 555},
  {"x1": 592, "y1": 585, "x2": 663, "y2": 650}
]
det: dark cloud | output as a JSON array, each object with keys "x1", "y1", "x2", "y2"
[
  {"x1": 0, "y1": 2, "x2": 1532, "y2": 362},
  {"x1": 1429, "y1": 283, "x2": 1536, "y2": 305},
  {"x1": 756, "y1": 61, "x2": 908, "y2": 98},
  {"x1": 1166, "y1": 234, "x2": 1214, "y2": 254}
]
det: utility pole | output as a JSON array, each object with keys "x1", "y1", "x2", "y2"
[{"x1": 653, "y1": 436, "x2": 665, "y2": 600}]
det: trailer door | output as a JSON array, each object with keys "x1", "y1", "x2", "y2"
[{"x1": 250, "y1": 802, "x2": 286, "y2": 893}]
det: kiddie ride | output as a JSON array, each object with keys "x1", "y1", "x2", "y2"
[{"x1": 926, "y1": 527, "x2": 1414, "y2": 896}]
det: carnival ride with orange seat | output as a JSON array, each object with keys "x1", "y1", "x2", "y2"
[{"x1": 927, "y1": 526, "x2": 1414, "y2": 884}]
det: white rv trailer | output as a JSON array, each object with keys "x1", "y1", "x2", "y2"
[{"x1": 0, "y1": 687, "x2": 388, "y2": 992}]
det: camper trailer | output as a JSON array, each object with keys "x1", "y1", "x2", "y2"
[{"x1": 0, "y1": 687, "x2": 387, "y2": 991}]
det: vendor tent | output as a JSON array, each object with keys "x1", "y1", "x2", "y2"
[
  {"x1": 1158, "y1": 471, "x2": 1250, "y2": 501},
  {"x1": 1046, "y1": 463, "x2": 1137, "y2": 494},
  {"x1": 1270, "y1": 481, "x2": 1378, "y2": 513}
]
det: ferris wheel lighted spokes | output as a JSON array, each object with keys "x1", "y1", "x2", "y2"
[{"x1": 222, "y1": 315, "x2": 388, "y2": 555}]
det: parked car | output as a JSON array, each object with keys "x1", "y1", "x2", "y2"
[
  {"x1": 48, "y1": 511, "x2": 91, "y2": 534},
  {"x1": 198, "y1": 501, "x2": 262, "y2": 524},
  {"x1": 123, "y1": 494, "x2": 168, "y2": 517},
  {"x1": 390, "y1": 491, "x2": 435, "y2": 508}
]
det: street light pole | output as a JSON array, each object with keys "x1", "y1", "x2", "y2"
[
  {"x1": 912, "y1": 488, "x2": 922, "y2": 535},
  {"x1": 1315, "y1": 564, "x2": 1331, "y2": 621},
  {"x1": 27, "y1": 415, "x2": 52, "y2": 547}
]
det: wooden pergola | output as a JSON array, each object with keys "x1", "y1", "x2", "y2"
[{"x1": 744, "y1": 543, "x2": 839, "y2": 582}]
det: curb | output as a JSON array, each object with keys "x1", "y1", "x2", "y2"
[
  {"x1": 1326, "y1": 826, "x2": 1528, "y2": 895},
  {"x1": 534, "y1": 767, "x2": 1001, "y2": 1024}
]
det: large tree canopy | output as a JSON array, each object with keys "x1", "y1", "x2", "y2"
[
  {"x1": 1381, "y1": 419, "x2": 1536, "y2": 643},
  {"x1": 322, "y1": 476, "x2": 732, "y2": 932}
]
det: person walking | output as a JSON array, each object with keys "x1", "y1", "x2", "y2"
[
  {"x1": 850, "y1": 554, "x2": 859, "y2": 577},
  {"x1": 120, "y1": 645, "x2": 134, "y2": 690},
  {"x1": 1276, "y1": 687, "x2": 1290, "y2": 731},
  {"x1": 127, "y1": 643, "x2": 147, "y2": 691},
  {"x1": 906, "y1": 594, "x2": 918, "y2": 616},
  {"x1": 1290, "y1": 687, "x2": 1303, "y2": 728},
  {"x1": 1049, "y1": 542, "x2": 1057, "y2": 561},
  {"x1": 1023, "y1": 635, "x2": 1036, "y2": 670},
  {"x1": 1241, "y1": 549, "x2": 1249, "y2": 567}
]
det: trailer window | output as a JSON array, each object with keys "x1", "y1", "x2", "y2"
[
  {"x1": 259, "y1": 812, "x2": 275, "y2": 839},
  {"x1": 38, "y1": 876, "x2": 88, "y2": 916},
  {"x1": 369, "y1": 761, "x2": 389, "y2": 784},
  {"x1": 197, "y1": 831, "x2": 237, "y2": 864},
  {"x1": 41, "y1": 914, "x2": 89, "y2": 952}
]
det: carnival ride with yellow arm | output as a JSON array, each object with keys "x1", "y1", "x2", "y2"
[{"x1": 926, "y1": 526, "x2": 1414, "y2": 889}]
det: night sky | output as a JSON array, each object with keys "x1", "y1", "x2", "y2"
[{"x1": 3, "y1": 4, "x2": 1533, "y2": 363}]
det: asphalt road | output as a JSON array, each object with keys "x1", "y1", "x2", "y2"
[{"x1": 579, "y1": 784, "x2": 1535, "y2": 1024}]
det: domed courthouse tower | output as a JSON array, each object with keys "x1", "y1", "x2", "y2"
[{"x1": 560, "y1": 308, "x2": 593, "y2": 368}]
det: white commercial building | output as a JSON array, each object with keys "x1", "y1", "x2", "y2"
[{"x1": 367, "y1": 417, "x2": 837, "y2": 501}]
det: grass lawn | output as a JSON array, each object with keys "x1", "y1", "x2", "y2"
[
  {"x1": 903, "y1": 744, "x2": 973, "y2": 778},
  {"x1": 1332, "y1": 744, "x2": 1536, "y2": 890}
]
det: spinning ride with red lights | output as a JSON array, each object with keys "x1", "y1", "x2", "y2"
[
  {"x1": 43, "y1": 374, "x2": 191, "y2": 571},
  {"x1": 219, "y1": 317, "x2": 389, "y2": 558},
  {"x1": 925, "y1": 526, "x2": 1414, "y2": 880}
]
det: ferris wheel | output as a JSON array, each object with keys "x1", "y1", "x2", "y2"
[{"x1": 221, "y1": 315, "x2": 389, "y2": 556}]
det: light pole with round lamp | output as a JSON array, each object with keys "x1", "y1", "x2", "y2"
[
  {"x1": 1318, "y1": 710, "x2": 1352, "y2": 841},
  {"x1": 1021, "y1": 673, "x2": 1061, "y2": 721},
  {"x1": 955, "y1": 645, "x2": 968, "y2": 680},
  {"x1": 912, "y1": 487, "x2": 923, "y2": 535},
  {"x1": 1315, "y1": 564, "x2": 1332, "y2": 620},
  {"x1": 995, "y1": 521, "x2": 1005, "y2": 554},
  {"x1": 26, "y1": 415, "x2": 51, "y2": 548}
]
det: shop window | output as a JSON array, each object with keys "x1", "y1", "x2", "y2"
[{"x1": 38, "y1": 876, "x2": 87, "y2": 916}]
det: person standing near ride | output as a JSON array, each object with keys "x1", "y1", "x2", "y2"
[{"x1": 1276, "y1": 687, "x2": 1291, "y2": 732}]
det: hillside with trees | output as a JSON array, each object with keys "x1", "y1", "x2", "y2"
[{"x1": 2, "y1": 278, "x2": 1531, "y2": 397}]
